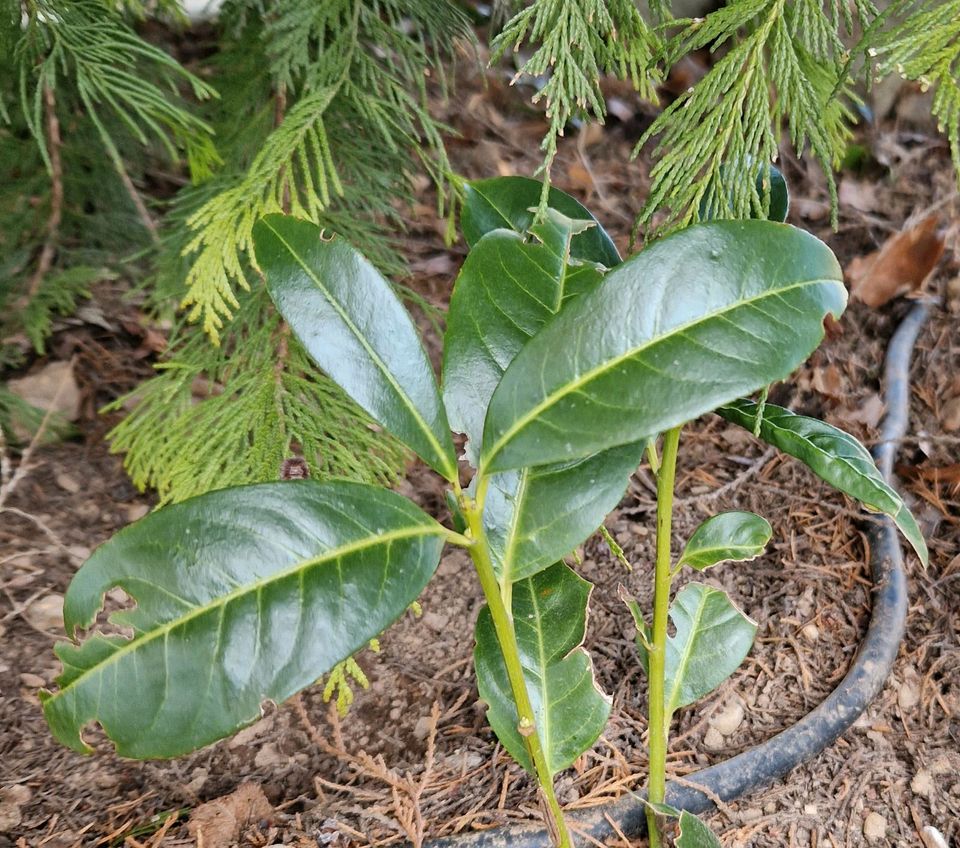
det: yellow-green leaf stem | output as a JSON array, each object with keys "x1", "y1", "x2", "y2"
[
  {"x1": 646, "y1": 426, "x2": 682, "y2": 848},
  {"x1": 461, "y1": 486, "x2": 572, "y2": 848}
]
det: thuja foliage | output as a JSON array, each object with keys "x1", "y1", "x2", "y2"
[
  {"x1": 4, "y1": 0, "x2": 959, "y2": 498},
  {"x1": 1, "y1": 1, "x2": 472, "y2": 497},
  {"x1": 497, "y1": 0, "x2": 960, "y2": 232},
  {"x1": 43, "y1": 178, "x2": 927, "y2": 846}
]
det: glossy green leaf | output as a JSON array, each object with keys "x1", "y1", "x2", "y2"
[
  {"x1": 677, "y1": 511, "x2": 772, "y2": 571},
  {"x1": 664, "y1": 583, "x2": 756, "y2": 717},
  {"x1": 700, "y1": 162, "x2": 789, "y2": 223},
  {"x1": 461, "y1": 176, "x2": 621, "y2": 267},
  {"x1": 253, "y1": 214, "x2": 458, "y2": 481},
  {"x1": 718, "y1": 399, "x2": 928, "y2": 567},
  {"x1": 480, "y1": 220, "x2": 846, "y2": 473},
  {"x1": 443, "y1": 210, "x2": 639, "y2": 581},
  {"x1": 484, "y1": 442, "x2": 643, "y2": 583},
  {"x1": 474, "y1": 562, "x2": 610, "y2": 775},
  {"x1": 443, "y1": 210, "x2": 604, "y2": 461},
  {"x1": 42, "y1": 480, "x2": 446, "y2": 758},
  {"x1": 676, "y1": 811, "x2": 723, "y2": 848}
]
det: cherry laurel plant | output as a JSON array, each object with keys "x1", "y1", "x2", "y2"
[{"x1": 42, "y1": 177, "x2": 927, "y2": 848}]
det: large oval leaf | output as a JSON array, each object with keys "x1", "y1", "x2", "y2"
[
  {"x1": 480, "y1": 220, "x2": 846, "y2": 473},
  {"x1": 443, "y1": 210, "x2": 638, "y2": 580},
  {"x1": 663, "y1": 583, "x2": 756, "y2": 717},
  {"x1": 474, "y1": 562, "x2": 610, "y2": 775},
  {"x1": 461, "y1": 176, "x2": 621, "y2": 267},
  {"x1": 253, "y1": 214, "x2": 458, "y2": 481},
  {"x1": 677, "y1": 511, "x2": 772, "y2": 571},
  {"x1": 42, "y1": 480, "x2": 446, "y2": 758},
  {"x1": 718, "y1": 399, "x2": 928, "y2": 567}
]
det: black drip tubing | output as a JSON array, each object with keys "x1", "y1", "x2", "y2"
[{"x1": 423, "y1": 301, "x2": 931, "y2": 848}]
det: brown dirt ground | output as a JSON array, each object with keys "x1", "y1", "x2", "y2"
[{"x1": 2, "y1": 47, "x2": 959, "y2": 848}]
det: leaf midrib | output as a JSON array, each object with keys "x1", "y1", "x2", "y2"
[
  {"x1": 262, "y1": 218, "x2": 455, "y2": 481},
  {"x1": 665, "y1": 589, "x2": 709, "y2": 718},
  {"x1": 51, "y1": 524, "x2": 441, "y2": 701},
  {"x1": 482, "y1": 275, "x2": 841, "y2": 470}
]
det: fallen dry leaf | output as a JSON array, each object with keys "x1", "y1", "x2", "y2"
[
  {"x1": 188, "y1": 782, "x2": 273, "y2": 848},
  {"x1": 812, "y1": 363, "x2": 845, "y2": 398},
  {"x1": 847, "y1": 215, "x2": 945, "y2": 307},
  {"x1": 7, "y1": 359, "x2": 81, "y2": 422},
  {"x1": 940, "y1": 396, "x2": 960, "y2": 432},
  {"x1": 839, "y1": 178, "x2": 879, "y2": 213}
]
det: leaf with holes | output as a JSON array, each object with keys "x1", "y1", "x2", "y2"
[
  {"x1": 663, "y1": 583, "x2": 756, "y2": 717},
  {"x1": 253, "y1": 214, "x2": 458, "y2": 481},
  {"x1": 42, "y1": 480, "x2": 446, "y2": 758},
  {"x1": 678, "y1": 511, "x2": 772, "y2": 571},
  {"x1": 480, "y1": 220, "x2": 845, "y2": 473},
  {"x1": 461, "y1": 176, "x2": 620, "y2": 267},
  {"x1": 718, "y1": 399, "x2": 928, "y2": 566},
  {"x1": 474, "y1": 562, "x2": 610, "y2": 775}
]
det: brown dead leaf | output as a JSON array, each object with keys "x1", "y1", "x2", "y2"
[
  {"x1": 567, "y1": 161, "x2": 595, "y2": 197},
  {"x1": 941, "y1": 396, "x2": 960, "y2": 432},
  {"x1": 7, "y1": 360, "x2": 81, "y2": 422},
  {"x1": 847, "y1": 215, "x2": 945, "y2": 307},
  {"x1": 839, "y1": 179, "x2": 879, "y2": 213},
  {"x1": 812, "y1": 364, "x2": 845, "y2": 398},
  {"x1": 842, "y1": 393, "x2": 886, "y2": 429},
  {"x1": 187, "y1": 782, "x2": 273, "y2": 848}
]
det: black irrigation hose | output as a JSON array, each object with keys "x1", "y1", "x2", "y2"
[{"x1": 424, "y1": 301, "x2": 931, "y2": 848}]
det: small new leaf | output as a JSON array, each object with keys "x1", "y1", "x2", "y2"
[
  {"x1": 678, "y1": 511, "x2": 772, "y2": 571},
  {"x1": 664, "y1": 583, "x2": 757, "y2": 717},
  {"x1": 461, "y1": 176, "x2": 620, "y2": 267}
]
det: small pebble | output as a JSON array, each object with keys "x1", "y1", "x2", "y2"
[
  {"x1": 911, "y1": 770, "x2": 934, "y2": 797},
  {"x1": 863, "y1": 812, "x2": 887, "y2": 842},
  {"x1": 803, "y1": 803, "x2": 818, "y2": 816},
  {"x1": 703, "y1": 726, "x2": 724, "y2": 750},
  {"x1": 126, "y1": 503, "x2": 150, "y2": 522},
  {"x1": 67, "y1": 545, "x2": 92, "y2": 562},
  {"x1": 422, "y1": 611, "x2": 449, "y2": 632},
  {"x1": 413, "y1": 716, "x2": 433, "y2": 740},
  {"x1": 801, "y1": 623, "x2": 820, "y2": 643},
  {"x1": 55, "y1": 472, "x2": 81, "y2": 494},
  {"x1": 899, "y1": 676, "x2": 921, "y2": 711},
  {"x1": 24, "y1": 593, "x2": 64, "y2": 633},
  {"x1": 942, "y1": 396, "x2": 960, "y2": 432},
  {"x1": 20, "y1": 673, "x2": 46, "y2": 688},
  {"x1": 711, "y1": 702, "x2": 744, "y2": 736}
]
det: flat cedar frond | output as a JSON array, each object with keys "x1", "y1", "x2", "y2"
[
  {"x1": 107, "y1": 290, "x2": 407, "y2": 506},
  {"x1": 492, "y1": 0, "x2": 661, "y2": 209},
  {"x1": 864, "y1": 0, "x2": 960, "y2": 178},
  {"x1": 17, "y1": 0, "x2": 218, "y2": 179},
  {"x1": 180, "y1": 0, "x2": 469, "y2": 342},
  {"x1": 635, "y1": 0, "x2": 855, "y2": 236}
]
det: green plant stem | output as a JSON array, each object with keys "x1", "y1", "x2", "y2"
[
  {"x1": 646, "y1": 425, "x2": 681, "y2": 848},
  {"x1": 461, "y1": 489, "x2": 572, "y2": 848}
]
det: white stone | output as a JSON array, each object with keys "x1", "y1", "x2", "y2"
[{"x1": 863, "y1": 812, "x2": 887, "y2": 842}]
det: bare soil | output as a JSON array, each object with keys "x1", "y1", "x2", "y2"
[{"x1": 2, "y1": 50, "x2": 959, "y2": 848}]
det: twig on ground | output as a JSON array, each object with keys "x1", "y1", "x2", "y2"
[{"x1": 17, "y1": 84, "x2": 63, "y2": 310}]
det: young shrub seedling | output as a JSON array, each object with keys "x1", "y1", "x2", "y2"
[{"x1": 42, "y1": 177, "x2": 926, "y2": 846}]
